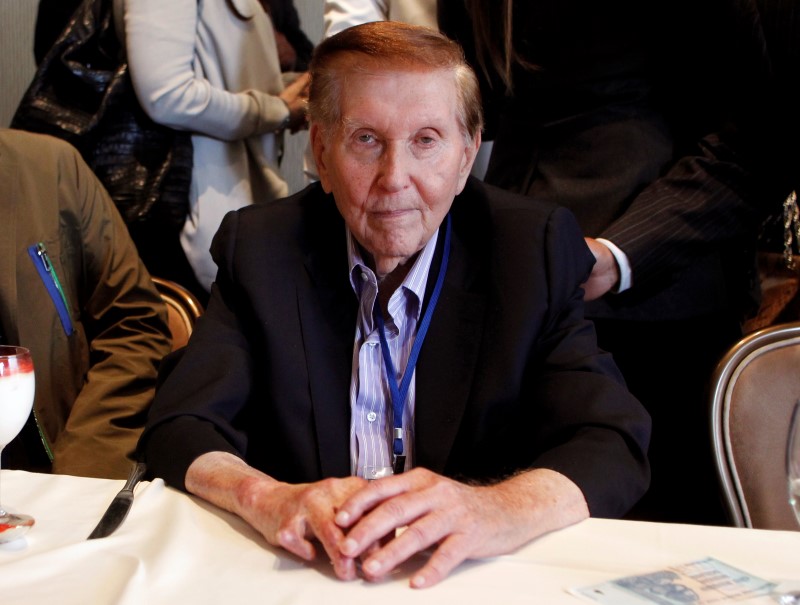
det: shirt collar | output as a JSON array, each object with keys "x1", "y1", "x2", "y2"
[{"x1": 346, "y1": 227, "x2": 440, "y2": 318}]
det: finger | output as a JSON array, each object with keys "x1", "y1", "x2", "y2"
[
  {"x1": 408, "y1": 534, "x2": 471, "y2": 589},
  {"x1": 356, "y1": 533, "x2": 392, "y2": 570},
  {"x1": 276, "y1": 516, "x2": 316, "y2": 561},
  {"x1": 339, "y1": 472, "x2": 443, "y2": 558},
  {"x1": 363, "y1": 537, "x2": 386, "y2": 557},
  {"x1": 339, "y1": 493, "x2": 430, "y2": 561},
  {"x1": 336, "y1": 472, "x2": 418, "y2": 529},
  {"x1": 358, "y1": 509, "x2": 450, "y2": 581},
  {"x1": 306, "y1": 477, "x2": 370, "y2": 580},
  {"x1": 312, "y1": 517, "x2": 358, "y2": 581},
  {"x1": 289, "y1": 72, "x2": 311, "y2": 93}
]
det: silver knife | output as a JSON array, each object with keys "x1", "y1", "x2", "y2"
[{"x1": 87, "y1": 462, "x2": 147, "y2": 540}]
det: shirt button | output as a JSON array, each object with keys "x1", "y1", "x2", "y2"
[
  {"x1": 360, "y1": 270, "x2": 368, "y2": 282},
  {"x1": 367, "y1": 411, "x2": 377, "y2": 422}
]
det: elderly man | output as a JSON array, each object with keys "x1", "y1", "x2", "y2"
[{"x1": 140, "y1": 22, "x2": 650, "y2": 588}]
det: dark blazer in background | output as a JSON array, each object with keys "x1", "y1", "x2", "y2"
[
  {"x1": 439, "y1": 0, "x2": 767, "y2": 321},
  {"x1": 743, "y1": 0, "x2": 800, "y2": 198},
  {"x1": 141, "y1": 178, "x2": 652, "y2": 519},
  {"x1": 437, "y1": 0, "x2": 775, "y2": 525}
]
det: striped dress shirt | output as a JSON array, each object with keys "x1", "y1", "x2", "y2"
[{"x1": 346, "y1": 228, "x2": 439, "y2": 479}]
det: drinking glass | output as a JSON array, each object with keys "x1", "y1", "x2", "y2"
[
  {"x1": 772, "y1": 401, "x2": 800, "y2": 604},
  {"x1": 788, "y1": 400, "x2": 800, "y2": 527},
  {"x1": 0, "y1": 346, "x2": 36, "y2": 542}
]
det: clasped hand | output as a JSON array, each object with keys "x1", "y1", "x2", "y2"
[
  {"x1": 246, "y1": 467, "x2": 561, "y2": 589},
  {"x1": 187, "y1": 453, "x2": 588, "y2": 589}
]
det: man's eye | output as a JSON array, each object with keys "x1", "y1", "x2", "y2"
[
  {"x1": 356, "y1": 133, "x2": 375, "y2": 144},
  {"x1": 415, "y1": 135, "x2": 438, "y2": 147}
]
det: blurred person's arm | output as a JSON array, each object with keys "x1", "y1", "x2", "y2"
[
  {"x1": 324, "y1": 0, "x2": 389, "y2": 37},
  {"x1": 325, "y1": 0, "x2": 436, "y2": 36},
  {"x1": 50, "y1": 140, "x2": 171, "y2": 478},
  {"x1": 120, "y1": 0, "x2": 307, "y2": 140}
]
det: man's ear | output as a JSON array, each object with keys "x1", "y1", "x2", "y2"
[
  {"x1": 310, "y1": 124, "x2": 333, "y2": 193},
  {"x1": 456, "y1": 131, "x2": 482, "y2": 194}
]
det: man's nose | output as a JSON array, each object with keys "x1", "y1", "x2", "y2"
[{"x1": 377, "y1": 143, "x2": 409, "y2": 191}]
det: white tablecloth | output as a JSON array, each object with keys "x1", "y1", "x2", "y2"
[{"x1": 1, "y1": 470, "x2": 798, "y2": 604}]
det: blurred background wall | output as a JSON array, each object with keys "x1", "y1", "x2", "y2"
[
  {"x1": 0, "y1": 2, "x2": 37, "y2": 131},
  {"x1": 0, "y1": 0, "x2": 322, "y2": 194}
]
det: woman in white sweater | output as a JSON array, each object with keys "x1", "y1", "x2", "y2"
[{"x1": 115, "y1": 0, "x2": 309, "y2": 295}]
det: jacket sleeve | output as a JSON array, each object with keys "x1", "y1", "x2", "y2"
[
  {"x1": 120, "y1": 0, "x2": 289, "y2": 139},
  {"x1": 50, "y1": 145, "x2": 171, "y2": 478},
  {"x1": 528, "y1": 206, "x2": 652, "y2": 517},
  {"x1": 324, "y1": 0, "x2": 389, "y2": 36},
  {"x1": 597, "y1": 0, "x2": 776, "y2": 292},
  {"x1": 140, "y1": 210, "x2": 256, "y2": 489},
  {"x1": 600, "y1": 131, "x2": 762, "y2": 293}
]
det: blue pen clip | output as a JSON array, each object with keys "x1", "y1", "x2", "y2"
[{"x1": 28, "y1": 243, "x2": 74, "y2": 336}]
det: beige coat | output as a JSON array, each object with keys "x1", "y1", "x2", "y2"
[{"x1": 115, "y1": 0, "x2": 291, "y2": 291}]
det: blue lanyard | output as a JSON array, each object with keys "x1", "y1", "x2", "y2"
[{"x1": 373, "y1": 214, "x2": 452, "y2": 473}]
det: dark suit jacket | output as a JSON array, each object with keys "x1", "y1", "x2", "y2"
[
  {"x1": 439, "y1": 0, "x2": 768, "y2": 322},
  {"x1": 141, "y1": 178, "x2": 651, "y2": 518}
]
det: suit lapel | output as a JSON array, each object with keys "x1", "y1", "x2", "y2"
[
  {"x1": 414, "y1": 225, "x2": 486, "y2": 474},
  {"x1": 297, "y1": 199, "x2": 355, "y2": 478}
]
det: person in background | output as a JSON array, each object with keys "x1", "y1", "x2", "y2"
[
  {"x1": 746, "y1": 0, "x2": 799, "y2": 222},
  {"x1": 324, "y1": 0, "x2": 436, "y2": 35},
  {"x1": 34, "y1": 0, "x2": 315, "y2": 76},
  {"x1": 114, "y1": 0, "x2": 310, "y2": 303},
  {"x1": 728, "y1": 0, "x2": 800, "y2": 333},
  {"x1": 33, "y1": 0, "x2": 81, "y2": 64},
  {"x1": 0, "y1": 128, "x2": 171, "y2": 479},
  {"x1": 140, "y1": 22, "x2": 650, "y2": 588},
  {"x1": 438, "y1": 0, "x2": 772, "y2": 525},
  {"x1": 258, "y1": 0, "x2": 315, "y2": 72},
  {"x1": 30, "y1": 0, "x2": 200, "y2": 302}
]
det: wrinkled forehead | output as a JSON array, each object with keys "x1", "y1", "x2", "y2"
[
  {"x1": 325, "y1": 54, "x2": 458, "y2": 114},
  {"x1": 342, "y1": 68, "x2": 459, "y2": 130},
  {"x1": 329, "y1": 51, "x2": 457, "y2": 85},
  {"x1": 309, "y1": 49, "x2": 477, "y2": 142}
]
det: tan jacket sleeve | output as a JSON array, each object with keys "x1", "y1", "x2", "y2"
[{"x1": 47, "y1": 139, "x2": 171, "y2": 478}]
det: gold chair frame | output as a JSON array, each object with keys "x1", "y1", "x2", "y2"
[{"x1": 151, "y1": 277, "x2": 203, "y2": 351}]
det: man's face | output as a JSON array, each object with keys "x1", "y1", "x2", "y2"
[{"x1": 311, "y1": 63, "x2": 479, "y2": 277}]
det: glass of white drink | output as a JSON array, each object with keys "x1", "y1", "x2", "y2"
[{"x1": 0, "y1": 346, "x2": 36, "y2": 543}]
